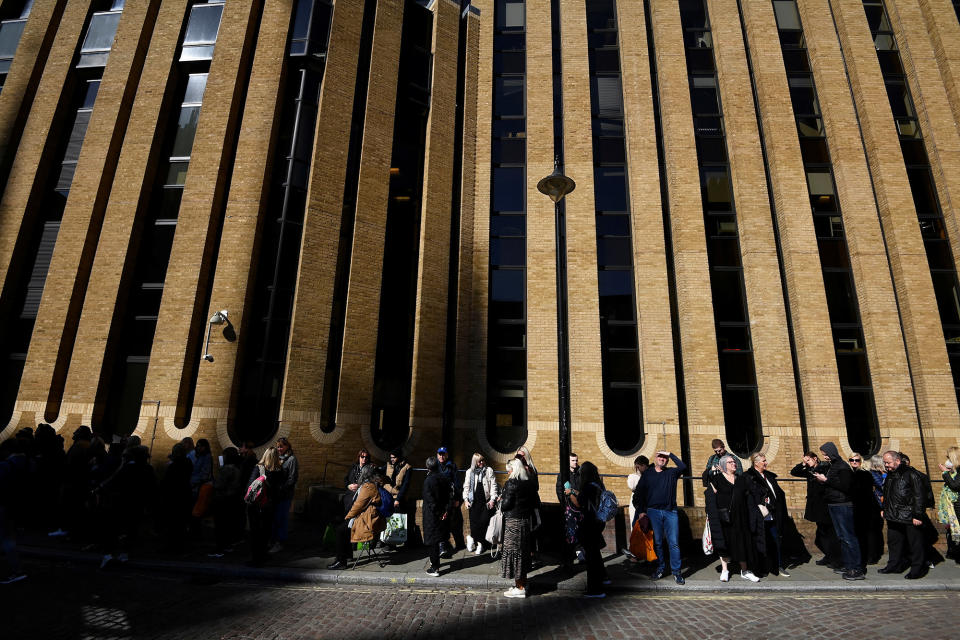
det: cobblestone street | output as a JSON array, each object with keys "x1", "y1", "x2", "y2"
[{"x1": 6, "y1": 560, "x2": 955, "y2": 639}]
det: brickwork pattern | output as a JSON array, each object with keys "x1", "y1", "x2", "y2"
[
  {"x1": 0, "y1": 0, "x2": 66, "y2": 190},
  {"x1": 155, "y1": 0, "x2": 295, "y2": 453},
  {"x1": 57, "y1": 0, "x2": 190, "y2": 421},
  {"x1": 648, "y1": 0, "x2": 725, "y2": 482},
  {"x1": 277, "y1": 0, "x2": 366, "y2": 468},
  {"x1": 331, "y1": 0, "x2": 403, "y2": 464},
  {"x1": 407, "y1": 0, "x2": 461, "y2": 455},
  {"x1": 797, "y1": 0, "x2": 920, "y2": 462},
  {"x1": 826, "y1": 0, "x2": 955, "y2": 470},
  {"x1": 16, "y1": 0, "x2": 162, "y2": 433}
]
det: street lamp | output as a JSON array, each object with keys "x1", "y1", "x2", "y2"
[{"x1": 537, "y1": 159, "x2": 575, "y2": 485}]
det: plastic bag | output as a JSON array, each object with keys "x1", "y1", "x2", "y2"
[
  {"x1": 702, "y1": 517, "x2": 713, "y2": 555},
  {"x1": 380, "y1": 513, "x2": 408, "y2": 545}
]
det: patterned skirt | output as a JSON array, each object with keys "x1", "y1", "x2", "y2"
[{"x1": 500, "y1": 516, "x2": 532, "y2": 580}]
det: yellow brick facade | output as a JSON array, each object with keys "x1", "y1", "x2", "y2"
[{"x1": 0, "y1": 0, "x2": 958, "y2": 510}]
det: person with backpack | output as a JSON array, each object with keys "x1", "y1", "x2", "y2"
[
  {"x1": 499, "y1": 458, "x2": 536, "y2": 598},
  {"x1": 327, "y1": 472, "x2": 388, "y2": 569},
  {"x1": 568, "y1": 461, "x2": 611, "y2": 597},
  {"x1": 632, "y1": 450, "x2": 687, "y2": 585},
  {"x1": 246, "y1": 447, "x2": 283, "y2": 567}
]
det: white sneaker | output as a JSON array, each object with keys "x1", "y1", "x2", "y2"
[
  {"x1": 466, "y1": 535, "x2": 475, "y2": 552},
  {"x1": 504, "y1": 587, "x2": 526, "y2": 598},
  {"x1": 577, "y1": 550, "x2": 586, "y2": 563},
  {"x1": 268, "y1": 543, "x2": 283, "y2": 554},
  {"x1": 426, "y1": 567, "x2": 440, "y2": 577},
  {"x1": 720, "y1": 569, "x2": 729, "y2": 582},
  {"x1": 474, "y1": 544, "x2": 483, "y2": 555},
  {"x1": 740, "y1": 570, "x2": 760, "y2": 583}
]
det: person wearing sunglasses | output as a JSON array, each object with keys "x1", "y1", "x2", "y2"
[{"x1": 343, "y1": 449, "x2": 374, "y2": 514}]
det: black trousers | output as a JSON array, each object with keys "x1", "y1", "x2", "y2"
[
  {"x1": 335, "y1": 520, "x2": 354, "y2": 562},
  {"x1": 584, "y1": 542, "x2": 606, "y2": 593},
  {"x1": 447, "y1": 503, "x2": 465, "y2": 548},
  {"x1": 814, "y1": 520, "x2": 839, "y2": 563},
  {"x1": 886, "y1": 520, "x2": 925, "y2": 574}
]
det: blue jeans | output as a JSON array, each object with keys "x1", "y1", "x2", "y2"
[
  {"x1": 828, "y1": 503, "x2": 862, "y2": 571},
  {"x1": 648, "y1": 508, "x2": 681, "y2": 575},
  {"x1": 272, "y1": 498, "x2": 292, "y2": 543}
]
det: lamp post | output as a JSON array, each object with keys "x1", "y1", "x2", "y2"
[{"x1": 537, "y1": 159, "x2": 575, "y2": 485}]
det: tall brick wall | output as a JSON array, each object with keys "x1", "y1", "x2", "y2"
[{"x1": 0, "y1": 0, "x2": 957, "y2": 507}]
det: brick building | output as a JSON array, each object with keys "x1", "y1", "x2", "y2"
[{"x1": 1, "y1": 0, "x2": 959, "y2": 509}]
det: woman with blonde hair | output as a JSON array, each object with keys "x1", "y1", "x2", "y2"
[
  {"x1": 938, "y1": 446, "x2": 960, "y2": 562},
  {"x1": 500, "y1": 458, "x2": 535, "y2": 597},
  {"x1": 246, "y1": 447, "x2": 283, "y2": 567},
  {"x1": 463, "y1": 452, "x2": 498, "y2": 555}
]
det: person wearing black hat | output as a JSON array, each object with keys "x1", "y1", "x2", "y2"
[
  {"x1": 436, "y1": 446, "x2": 465, "y2": 554},
  {"x1": 812, "y1": 442, "x2": 864, "y2": 580}
]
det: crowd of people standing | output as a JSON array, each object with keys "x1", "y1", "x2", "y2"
[{"x1": 1, "y1": 423, "x2": 958, "y2": 595}]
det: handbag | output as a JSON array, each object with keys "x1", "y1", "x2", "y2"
[
  {"x1": 702, "y1": 518, "x2": 713, "y2": 555},
  {"x1": 718, "y1": 507, "x2": 731, "y2": 524},
  {"x1": 192, "y1": 481, "x2": 214, "y2": 518},
  {"x1": 485, "y1": 507, "x2": 504, "y2": 546},
  {"x1": 381, "y1": 513, "x2": 408, "y2": 545}
]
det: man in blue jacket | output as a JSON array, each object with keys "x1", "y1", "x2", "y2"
[{"x1": 632, "y1": 451, "x2": 687, "y2": 584}]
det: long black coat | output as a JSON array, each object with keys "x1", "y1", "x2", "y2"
[
  {"x1": 733, "y1": 468, "x2": 787, "y2": 571},
  {"x1": 422, "y1": 472, "x2": 452, "y2": 546},
  {"x1": 790, "y1": 461, "x2": 830, "y2": 523}
]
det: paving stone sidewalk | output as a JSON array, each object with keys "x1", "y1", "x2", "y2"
[{"x1": 17, "y1": 521, "x2": 960, "y2": 593}]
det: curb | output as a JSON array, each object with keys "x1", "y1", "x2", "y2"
[{"x1": 22, "y1": 545, "x2": 960, "y2": 594}]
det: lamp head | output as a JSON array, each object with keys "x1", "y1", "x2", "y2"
[
  {"x1": 537, "y1": 159, "x2": 575, "y2": 203},
  {"x1": 209, "y1": 310, "x2": 228, "y2": 325}
]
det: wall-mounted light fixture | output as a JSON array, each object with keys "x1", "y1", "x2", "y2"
[{"x1": 202, "y1": 309, "x2": 228, "y2": 362}]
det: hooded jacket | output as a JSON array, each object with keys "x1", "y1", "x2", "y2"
[{"x1": 818, "y1": 442, "x2": 853, "y2": 505}]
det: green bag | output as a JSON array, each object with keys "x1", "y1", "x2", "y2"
[{"x1": 322, "y1": 524, "x2": 337, "y2": 550}]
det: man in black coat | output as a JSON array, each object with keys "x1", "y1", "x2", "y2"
[
  {"x1": 812, "y1": 442, "x2": 864, "y2": 580},
  {"x1": 421, "y1": 456, "x2": 452, "y2": 576},
  {"x1": 879, "y1": 451, "x2": 927, "y2": 579}
]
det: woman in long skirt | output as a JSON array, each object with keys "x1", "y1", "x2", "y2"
[{"x1": 500, "y1": 458, "x2": 535, "y2": 598}]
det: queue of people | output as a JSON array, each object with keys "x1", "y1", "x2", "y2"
[{"x1": 2, "y1": 424, "x2": 958, "y2": 594}]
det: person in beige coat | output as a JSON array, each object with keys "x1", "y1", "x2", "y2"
[{"x1": 328, "y1": 472, "x2": 387, "y2": 569}]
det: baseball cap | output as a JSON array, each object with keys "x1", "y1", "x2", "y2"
[{"x1": 437, "y1": 446, "x2": 448, "y2": 454}]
